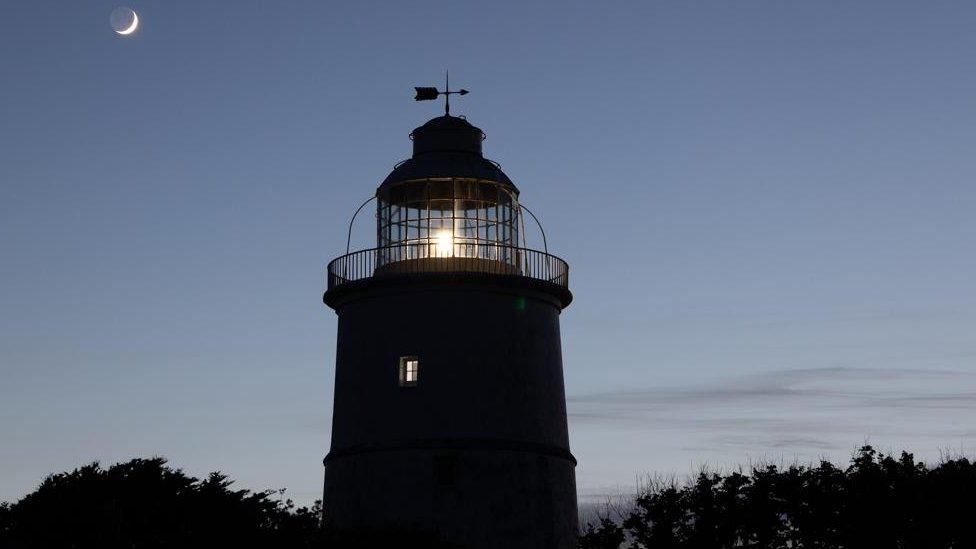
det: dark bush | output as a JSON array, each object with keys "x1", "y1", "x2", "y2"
[
  {"x1": 579, "y1": 446, "x2": 976, "y2": 549},
  {"x1": 0, "y1": 457, "x2": 456, "y2": 548},
  {"x1": 0, "y1": 458, "x2": 320, "y2": 548}
]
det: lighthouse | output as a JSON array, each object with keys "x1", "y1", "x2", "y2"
[{"x1": 321, "y1": 86, "x2": 577, "y2": 548}]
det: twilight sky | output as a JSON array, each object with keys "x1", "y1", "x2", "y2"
[{"x1": 2, "y1": 1, "x2": 975, "y2": 506}]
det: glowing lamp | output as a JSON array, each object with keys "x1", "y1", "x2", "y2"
[{"x1": 435, "y1": 230, "x2": 454, "y2": 256}]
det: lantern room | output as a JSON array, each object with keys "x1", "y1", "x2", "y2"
[
  {"x1": 377, "y1": 178, "x2": 519, "y2": 261},
  {"x1": 326, "y1": 113, "x2": 569, "y2": 294},
  {"x1": 375, "y1": 115, "x2": 521, "y2": 268}
]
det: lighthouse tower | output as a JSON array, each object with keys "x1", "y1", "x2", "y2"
[{"x1": 322, "y1": 94, "x2": 577, "y2": 548}]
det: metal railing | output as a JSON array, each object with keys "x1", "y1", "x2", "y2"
[{"x1": 326, "y1": 243, "x2": 569, "y2": 291}]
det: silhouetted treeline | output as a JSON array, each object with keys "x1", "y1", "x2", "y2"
[
  {"x1": 6, "y1": 448, "x2": 974, "y2": 548},
  {"x1": 0, "y1": 457, "x2": 454, "y2": 548},
  {"x1": 579, "y1": 446, "x2": 976, "y2": 549}
]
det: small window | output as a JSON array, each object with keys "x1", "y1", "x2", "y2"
[{"x1": 398, "y1": 356, "x2": 419, "y2": 387}]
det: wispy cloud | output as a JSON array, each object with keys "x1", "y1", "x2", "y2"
[
  {"x1": 569, "y1": 367, "x2": 976, "y2": 457},
  {"x1": 570, "y1": 367, "x2": 976, "y2": 504}
]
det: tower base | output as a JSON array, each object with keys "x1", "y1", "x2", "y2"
[{"x1": 323, "y1": 444, "x2": 578, "y2": 548}]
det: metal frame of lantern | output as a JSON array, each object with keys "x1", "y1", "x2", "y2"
[{"x1": 376, "y1": 177, "x2": 521, "y2": 267}]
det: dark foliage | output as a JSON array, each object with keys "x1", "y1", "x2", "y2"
[
  {"x1": 0, "y1": 457, "x2": 319, "y2": 548},
  {"x1": 579, "y1": 446, "x2": 976, "y2": 549},
  {"x1": 0, "y1": 457, "x2": 454, "y2": 549},
  {"x1": 578, "y1": 516, "x2": 627, "y2": 549}
]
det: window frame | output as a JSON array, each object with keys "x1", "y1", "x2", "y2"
[{"x1": 398, "y1": 356, "x2": 419, "y2": 387}]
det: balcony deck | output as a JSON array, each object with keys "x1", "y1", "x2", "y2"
[{"x1": 325, "y1": 243, "x2": 569, "y2": 293}]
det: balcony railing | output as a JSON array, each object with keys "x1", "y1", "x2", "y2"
[{"x1": 326, "y1": 243, "x2": 569, "y2": 291}]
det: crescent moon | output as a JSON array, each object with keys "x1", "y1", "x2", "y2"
[{"x1": 116, "y1": 10, "x2": 139, "y2": 35}]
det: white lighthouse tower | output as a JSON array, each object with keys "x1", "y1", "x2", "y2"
[{"x1": 321, "y1": 88, "x2": 577, "y2": 548}]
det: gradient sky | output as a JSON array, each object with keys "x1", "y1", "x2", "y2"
[{"x1": 2, "y1": 1, "x2": 975, "y2": 506}]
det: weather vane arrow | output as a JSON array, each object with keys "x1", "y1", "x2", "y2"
[{"x1": 414, "y1": 71, "x2": 468, "y2": 115}]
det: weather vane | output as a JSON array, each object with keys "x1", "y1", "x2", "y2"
[{"x1": 414, "y1": 71, "x2": 468, "y2": 116}]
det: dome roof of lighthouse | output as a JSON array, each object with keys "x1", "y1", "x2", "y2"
[
  {"x1": 412, "y1": 115, "x2": 483, "y2": 154},
  {"x1": 379, "y1": 115, "x2": 517, "y2": 192},
  {"x1": 415, "y1": 114, "x2": 478, "y2": 130}
]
